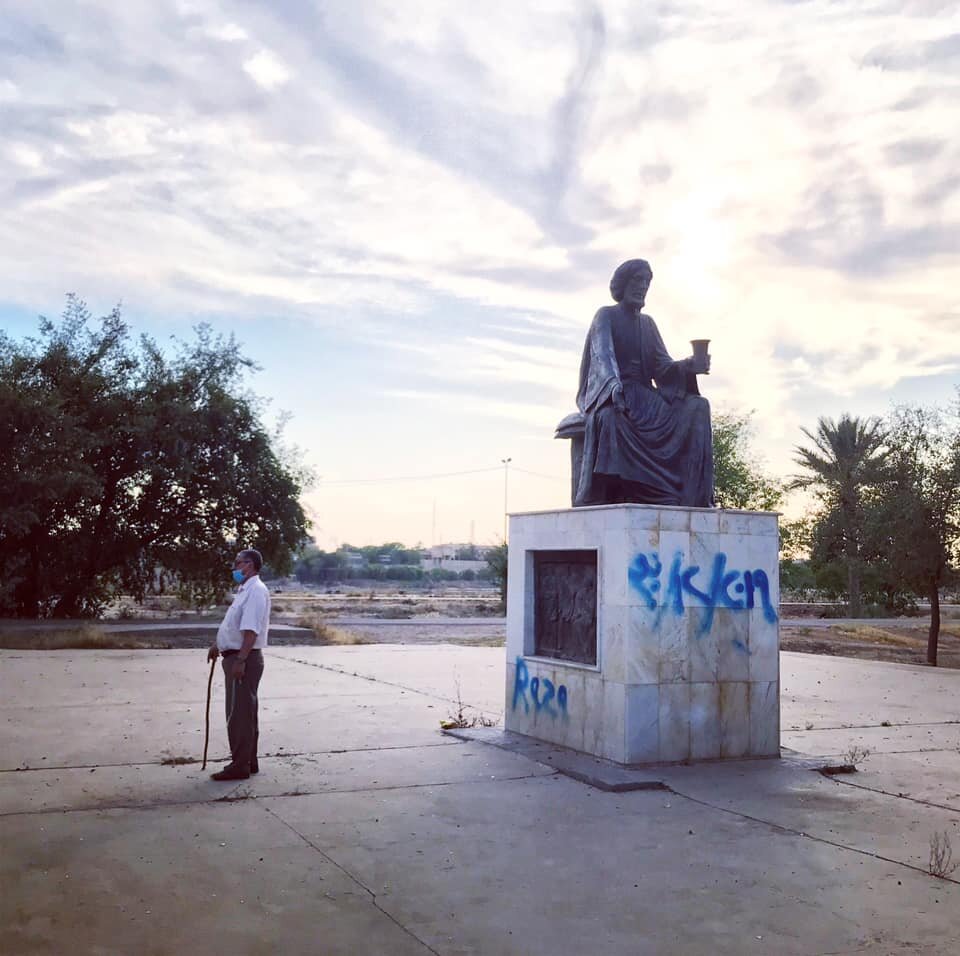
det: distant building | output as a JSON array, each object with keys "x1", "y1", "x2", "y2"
[{"x1": 421, "y1": 543, "x2": 490, "y2": 574}]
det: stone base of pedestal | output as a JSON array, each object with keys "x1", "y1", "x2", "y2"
[{"x1": 504, "y1": 504, "x2": 780, "y2": 765}]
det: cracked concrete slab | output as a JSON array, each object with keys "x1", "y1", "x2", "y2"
[
  {"x1": 2, "y1": 645, "x2": 959, "y2": 955},
  {"x1": 782, "y1": 722, "x2": 960, "y2": 757},
  {"x1": 655, "y1": 758, "x2": 960, "y2": 876},
  {"x1": 268, "y1": 645, "x2": 506, "y2": 715},
  {"x1": 1, "y1": 743, "x2": 554, "y2": 816},
  {"x1": 780, "y1": 653, "x2": 960, "y2": 728},
  {"x1": 1, "y1": 801, "x2": 431, "y2": 956},
  {"x1": 826, "y1": 751, "x2": 960, "y2": 813},
  {"x1": 1, "y1": 651, "x2": 471, "y2": 771},
  {"x1": 264, "y1": 775, "x2": 959, "y2": 956}
]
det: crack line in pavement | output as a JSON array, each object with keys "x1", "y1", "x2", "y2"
[
  {"x1": 788, "y1": 746, "x2": 960, "y2": 758},
  {"x1": 666, "y1": 786, "x2": 960, "y2": 886},
  {"x1": 0, "y1": 769, "x2": 557, "y2": 818},
  {"x1": 784, "y1": 720, "x2": 960, "y2": 731},
  {"x1": 829, "y1": 775, "x2": 960, "y2": 814},
  {"x1": 260, "y1": 801, "x2": 443, "y2": 956},
  {"x1": 1, "y1": 741, "x2": 456, "y2": 774},
  {"x1": 281, "y1": 655, "x2": 498, "y2": 714}
]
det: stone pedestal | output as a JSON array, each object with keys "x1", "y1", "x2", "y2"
[{"x1": 504, "y1": 504, "x2": 780, "y2": 764}]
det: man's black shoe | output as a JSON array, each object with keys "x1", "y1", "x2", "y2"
[{"x1": 211, "y1": 766, "x2": 250, "y2": 781}]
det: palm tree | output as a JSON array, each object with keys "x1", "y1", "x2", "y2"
[{"x1": 791, "y1": 415, "x2": 888, "y2": 616}]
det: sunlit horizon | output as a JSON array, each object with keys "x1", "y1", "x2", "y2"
[{"x1": 1, "y1": 2, "x2": 957, "y2": 549}]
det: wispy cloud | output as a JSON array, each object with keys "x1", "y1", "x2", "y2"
[{"x1": 0, "y1": 0, "x2": 957, "y2": 542}]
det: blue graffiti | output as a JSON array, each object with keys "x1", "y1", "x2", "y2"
[
  {"x1": 628, "y1": 550, "x2": 777, "y2": 635},
  {"x1": 512, "y1": 657, "x2": 569, "y2": 718}
]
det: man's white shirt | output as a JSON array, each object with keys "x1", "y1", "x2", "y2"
[{"x1": 216, "y1": 575, "x2": 271, "y2": 651}]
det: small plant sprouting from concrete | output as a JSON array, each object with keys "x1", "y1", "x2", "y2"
[
  {"x1": 440, "y1": 680, "x2": 499, "y2": 730},
  {"x1": 805, "y1": 721, "x2": 815, "y2": 730},
  {"x1": 160, "y1": 752, "x2": 195, "y2": 766},
  {"x1": 843, "y1": 744, "x2": 871, "y2": 768},
  {"x1": 928, "y1": 832, "x2": 959, "y2": 880}
]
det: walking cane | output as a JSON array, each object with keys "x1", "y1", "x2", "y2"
[{"x1": 201, "y1": 656, "x2": 216, "y2": 771}]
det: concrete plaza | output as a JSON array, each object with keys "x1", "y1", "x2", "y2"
[{"x1": 1, "y1": 645, "x2": 958, "y2": 954}]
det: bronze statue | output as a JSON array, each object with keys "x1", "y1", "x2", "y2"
[{"x1": 565, "y1": 258, "x2": 714, "y2": 508}]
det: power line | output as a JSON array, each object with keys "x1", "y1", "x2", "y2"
[
  {"x1": 317, "y1": 464, "x2": 567, "y2": 487},
  {"x1": 318, "y1": 466, "x2": 502, "y2": 486},
  {"x1": 512, "y1": 466, "x2": 565, "y2": 481}
]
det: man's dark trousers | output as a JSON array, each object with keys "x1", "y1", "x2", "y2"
[{"x1": 222, "y1": 649, "x2": 263, "y2": 772}]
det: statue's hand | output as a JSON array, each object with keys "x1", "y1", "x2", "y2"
[
  {"x1": 690, "y1": 354, "x2": 711, "y2": 375},
  {"x1": 612, "y1": 383, "x2": 625, "y2": 412}
]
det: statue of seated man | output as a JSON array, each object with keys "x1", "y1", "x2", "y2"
[{"x1": 573, "y1": 258, "x2": 714, "y2": 508}]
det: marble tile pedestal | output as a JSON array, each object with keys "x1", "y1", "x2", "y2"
[{"x1": 504, "y1": 505, "x2": 780, "y2": 765}]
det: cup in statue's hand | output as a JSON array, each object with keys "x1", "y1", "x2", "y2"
[{"x1": 690, "y1": 339, "x2": 711, "y2": 374}]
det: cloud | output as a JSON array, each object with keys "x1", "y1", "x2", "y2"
[
  {"x1": 0, "y1": 15, "x2": 64, "y2": 59},
  {"x1": 242, "y1": 49, "x2": 290, "y2": 89},
  {"x1": 0, "y1": 0, "x2": 957, "y2": 543},
  {"x1": 884, "y1": 138, "x2": 946, "y2": 166},
  {"x1": 866, "y1": 33, "x2": 960, "y2": 72},
  {"x1": 207, "y1": 22, "x2": 247, "y2": 42}
]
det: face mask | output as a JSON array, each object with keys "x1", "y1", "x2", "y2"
[{"x1": 232, "y1": 569, "x2": 245, "y2": 584}]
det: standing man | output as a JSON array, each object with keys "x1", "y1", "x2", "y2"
[{"x1": 207, "y1": 549, "x2": 270, "y2": 781}]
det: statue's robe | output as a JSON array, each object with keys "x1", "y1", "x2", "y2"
[{"x1": 575, "y1": 303, "x2": 714, "y2": 507}]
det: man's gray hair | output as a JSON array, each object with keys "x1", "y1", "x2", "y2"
[{"x1": 239, "y1": 548, "x2": 263, "y2": 572}]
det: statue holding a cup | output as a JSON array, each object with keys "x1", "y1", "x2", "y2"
[{"x1": 573, "y1": 258, "x2": 714, "y2": 508}]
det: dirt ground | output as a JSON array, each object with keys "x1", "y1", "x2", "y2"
[
  {"x1": 2, "y1": 586, "x2": 958, "y2": 668},
  {"x1": 258, "y1": 587, "x2": 960, "y2": 668},
  {"x1": 780, "y1": 619, "x2": 960, "y2": 669}
]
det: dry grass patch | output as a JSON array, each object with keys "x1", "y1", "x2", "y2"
[
  {"x1": 373, "y1": 605, "x2": 420, "y2": 619},
  {"x1": 294, "y1": 614, "x2": 371, "y2": 645},
  {"x1": 0, "y1": 624, "x2": 172, "y2": 650},
  {"x1": 829, "y1": 624, "x2": 917, "y2": 646}
]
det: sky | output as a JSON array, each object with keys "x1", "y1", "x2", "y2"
[{"x1": 1, "y1": 0, "x2": 958, "y2": 550}]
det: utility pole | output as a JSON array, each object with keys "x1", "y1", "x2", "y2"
[{"x1": 501, "y1": 457, "x2": 512, "y2": 543}]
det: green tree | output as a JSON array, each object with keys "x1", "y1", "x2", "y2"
[
  {"x1": 485, "y1": 541, "x2": 508, "y2": 606},
  {"x1": 0, "y1": 297, "x2": 310, "y2": 617},
  {"x1": 863, "y1": 402, "x2": 960, "y2": 664},
  {"x1": 712, "y1": 411, "x2": 784, "y2": 511},
  {"x1": 791, "y1": 414, "x2": 888, "y2": 616}
]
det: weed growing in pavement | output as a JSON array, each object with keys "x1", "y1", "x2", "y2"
[
  {"x1": 929, "y1": 832, "x2": 959, "y2": 879},
  {"x1": 439, "y1": 680, "x2": 499, "y2": 730},
  {"x1": 843, "y1": 744, "x2": 871, "y2": 767}
]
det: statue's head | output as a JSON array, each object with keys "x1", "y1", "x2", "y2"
[{"x1": 610, "y1": 259, "x2": 653, "y2": 307}]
